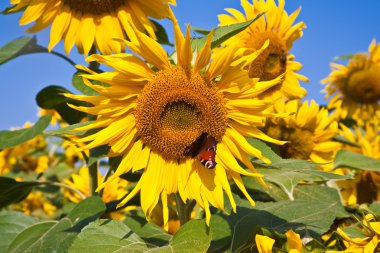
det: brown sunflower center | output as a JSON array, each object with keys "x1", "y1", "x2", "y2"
[
  {"x1": 344, "y1": 65, "x2": 380, "y2": 104},
  {"x1": 62, "y1": 0, "x2": 125, "y2": 15},
  {"x1": 245, "y1": 31, "x2": 287, "y2": 81},
  {"x1": 134, "y1": 67, "x2": 227, "y2": 160},
  {"x1": 265, "y1": 125, "x2": 314, "y2": 159}
]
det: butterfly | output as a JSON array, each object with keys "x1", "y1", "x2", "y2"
[{"x1": 184, "y1": 132, "x2": 217, "y2": 169}]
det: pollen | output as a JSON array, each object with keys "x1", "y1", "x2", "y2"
[
  {"x1": 134, "y1": 67, "x2": 227, "y2": 160},
  {"x1": 245, "y1": 31, "x2": 287, "y2": 81},
  {"x1": 63, "y1": 0, "x2": 125, "y2": 15}
]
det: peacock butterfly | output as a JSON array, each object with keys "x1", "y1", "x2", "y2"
[{"x1": 184, "y1": 132, "x2": 217, "y2": 169}]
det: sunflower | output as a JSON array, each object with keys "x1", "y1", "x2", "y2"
[
  {"x1": 66, "y1": 10, "x2": 285, "y2": 228},
  {"x1": 63, "y1": 167, "x2": 132, "y2": 220},
  {"x1": 217, "y1": 0, "x2": 308, "y2": 100},
  {"x1": 11, "y1": 191, "x2": 57, "y2": 217},
  {"x1": 7, "y1": 0, "x2": 175, "y2": 55},
  {"x1": 261, "y1": 100, "x2": 341, "y2": 171},
  {"x1": 336, "y1": 121, "x2": 380, "y2": 206},
  {"x1": 322, "y1": 40, "x2": 380, "y2": 124},
  {"x1": 255, "y1": 230, "x2": 303, "y2": 253}
]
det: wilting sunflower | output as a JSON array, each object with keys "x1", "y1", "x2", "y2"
[
  {"x1": 261, "y1": 100, "x2": 341, "y2": 171},
  {"x1": 7, "y1": 0, "x2": 175, "y2": 55},
  {"x1": 66, "y1": 10, "x2": 285, "y2": 228},
  {"x1": 218, "y1": 0, "x2": 308, "y2": 100},
  {"x1": 336, "y1": 121, "x2": 380, "y2": 206},
  {"x1": 322, "y1": 40, "x2": 380, "y2": 124}
]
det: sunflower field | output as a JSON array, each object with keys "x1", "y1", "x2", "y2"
[{"x1": 1, "y1": 0, "x2": 380, "y2": 252}]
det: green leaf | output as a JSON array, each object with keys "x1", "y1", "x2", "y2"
[
  {"x1": 333, "y1": 54, "x2": 355, "y2": 61},
  {"x1": 123, "y1": 215, "x2": 172, "y2": 247},
  {"x1": 247, "y1": 138, "x2": 282, "y2": 162},
  {"x1": 0, "y1": 36, "x2": 46, "y2": 65},
  {"x1": 36, "y1": 85, "x2": 87, "y2": 124},
  {"x1": 151, "y1": 20, "x2": 173, "y2": 46},
  {"x1": 87, "y1": 145, "x2": 109, "y2": 167},
  {"x1": 68, "y1": 219, "x2": 148, "y2": 253},
  {"x1": 7, "y1": 196, "x2": 106, "y2": 253},
  {"x1": 149, "y1": 220, "x2": 211, "y2": 253},
  {"x1": 227, "y1": 185, "x2": 345, "y2": 252},
  {"x1": 0, "y1": 211, "x2": 38, "y2": 252},
  {"x1": 209, "y1": 214, "x2": 231, "y2": 252},
  {"x1": 191, "y1": 13, "x2": 264, "y2": 51},
  {"x1": 368, "y1": 202, "x2": 380, "y2": 215},
  {"x1": 0, "y1": 177, "x2": 42, "y2": 208},
  {"x1": 44, "y1": 121, "x2": 94, "y2": 136},
  {"x1": 333, "y1": 135, "x2": 360, "y2": 148},
  {"x1": 191, "y1": 26, "x2": 210, "y2": 36},
  {"x1": 72, "y1": 71, "x2": 99, "y2": 96},
  {"x1": 0, "y1": 115, "x2": 51, "y2": 149},
  {"x1": 255, "y1": 159, "x2": 350, "y2": 199},
  {"x1": 334, "y1": 149, "x2": 380, "y2": 171}
]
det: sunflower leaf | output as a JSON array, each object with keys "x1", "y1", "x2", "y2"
[
  {"x1": 0, "y1": 211, "x2": 38, "y2": 253},
  {"x1": 0, "y1": 115, "x2": 51, "y2": 149},
  {"x1": 44, "y1": 121, "x2": 94, "y2": 136},
  {"x1": 69, "y1": 219, "x2": 148, "y2": 253},
  {"x1": 147, "y1": 220, "x2": 211, "y2": 253},
  {"x1": 7, "y1": 196, "x2": 106, "y2": 253},
  {"x1": 334, "y1": 149, "x2": 380, "y2": 171},
  {"x1": 36, "y1": 85, "x2": 87, "y2": 124},
  {"x1": 72, "y1": 71, "x2": 100, "y2": 96},
  {"x1": 0, "y1": 36, "x2": 46, "y2": 65},
  {"x1": 191, "y1": 12, "x2": 265, "y2": 51},
  {"x1": 254, "y1": 159, "x2": 350, "y2": 199},
  {"x1": 123, "y1": 214, "x2": 172, "y2": 247},
  {"x1": 0, "y1": 177, "x2": 43, "y2": 208},
  {"x1": 151, "y1": 20, "x2": 173, "y2": 46},
  {"x1": 228, "y1": 185, "x2": 345, "y2": 252}
]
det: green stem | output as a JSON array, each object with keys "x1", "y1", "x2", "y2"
[
  {"x1": 88, "y1": 45, "x2": 100, "y2": 71},
  {"x1": 88, "y1": 162, "x2": 98, "y2": 196},
  {"x1": 175, "y1": 193, "x2": 190, "y2": 226}
]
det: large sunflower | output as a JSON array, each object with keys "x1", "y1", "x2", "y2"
[
  {"x1": 261, "y1": 100, "x2": 341, "y2": 171},
  {"x1": 322, "y1": 40, "x2": 380, "y2": 124},
  {"x1": 218, "y1": 0, "x2": 308, "y2": 100},
  {"x1": 66, "y1": 10, "x2": 285, "y2": 228},
  {"x1": 7, "y1": 0, "x2": 175, "y2": 55}
]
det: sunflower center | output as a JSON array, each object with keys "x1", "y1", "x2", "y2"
[
  {"x1": 62, "y1": 0, "x2": 125, "y2": 15},
  {"x1": 245, "y1": 31, "x2": 287, "y2": 81},
  {"x1": 266, "y1": 125, "x2": 314, "y2": 159},
  {"x1": 344, "y1": 65, "x2": 380, "y2": 104},
  {"x1": 135, "y1": 67, "x2": 227, "y2": 160}
]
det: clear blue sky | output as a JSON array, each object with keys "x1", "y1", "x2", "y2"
[{"x1": 0, "y1": 1, "x2": 380, "y2": 129}]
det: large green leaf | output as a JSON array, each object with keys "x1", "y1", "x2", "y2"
[
  {"x1": 255, "y1": 159, "x2": 350, "y2": 200},
  {"x1": 0, "y1": 115, "x2": 51, "y2": 149},
  {"x1": 0, "y1": 211, "x2": 38, "y2": 252},
  {"x1": 248, "y1": 138, "x2": 282, "y2": 162},
  {"x1": 36, "y1": 85, "x2": 87, "y2": 124},
  {"x1": 151, "y1": 20, "x2": 173, "y2": 46},
  {"x1": 43, "y1": 121, "x2": 93, "y2": 137},
  {"x1": 209, "y1": 214, "x2": 232, "y2": 252},
  {"x1": 334, "y1": 149, "x2": 380, "y2": 171},
  {"x1": 123, "y1": 214, "x2": 172, "y2": 247},
  {"x1": 191, "y1": 13, "x2": 264, "y2": 51},
  {"x1": 149, "y1": 220, "x2": 211, "y2": 253},
  {"x1": 227, "y1": 185, "x2": 345, "y2": 252},
  {"x1": 0, "y1": 177, "x2": 42, "y2": 208},
  {"x1": 68, "y1": 219, "x2": 148, "y2": 253},
  {"x1": 0, "y1": 36, "x2": 46, "y2": 65},
  {"x1": 72, "y1": 71, "x2": 99, "y2": 96},
  {"x1": 7, "y1": 196, "x2": 106, "y2": 253}
]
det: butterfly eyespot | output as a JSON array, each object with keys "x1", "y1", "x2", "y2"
[{"x1": 184, "y1": 132, "x2": 217, "y2": 169}]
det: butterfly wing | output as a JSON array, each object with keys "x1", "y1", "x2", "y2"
[
  {"x1": 184, "y1": 132, "x2": 208, "y2": 157},
  {"x1": 197, "y1": 135, "x2": 217, "y2": 169}
]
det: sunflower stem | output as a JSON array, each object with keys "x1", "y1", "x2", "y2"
[
  {"x1": 88, "y1": 45, "x2": 100, "y2": 71},
  {"x1": 88, "y1": 162, "x2": 98, "y2": 196},
  {"x1": 175, "y1": 193, "x2": 190, "y2": 226}
]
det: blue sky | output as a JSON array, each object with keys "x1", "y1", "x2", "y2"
[{"x1": 0, "y1": 0, "x2": 380, "y2": 129}]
